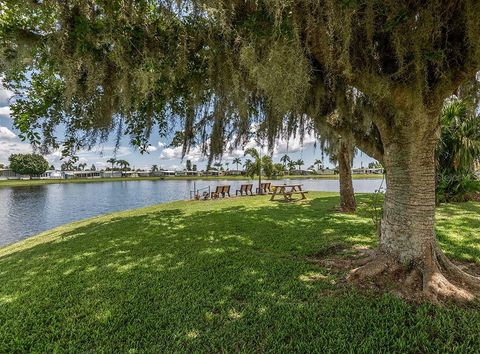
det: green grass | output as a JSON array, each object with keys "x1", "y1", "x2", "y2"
[
  {"x1": 0, "y1": 193, "x2": 479, "y2": 352},
  {"x1": 0, "y1": 174, "x2": 382, "y2": 188}
]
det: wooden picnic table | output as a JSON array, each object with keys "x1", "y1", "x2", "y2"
[{"x1": 270, "y1": 184, "x2": 308, "y2": 201}]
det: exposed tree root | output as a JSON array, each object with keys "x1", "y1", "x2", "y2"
[{"x1": 346, "y1": 246, "x2": 480, "y2": 304}]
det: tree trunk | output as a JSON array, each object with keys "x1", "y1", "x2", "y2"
[
  {"x1": 348, "y1": 121, "x2": 480, "y2": 302},
  {"x1": 338, "y1": 140, "x2": 356, "y2": 212},
  {"x1": 379, "y1": 134, "x2": 437, "y2": 263}
]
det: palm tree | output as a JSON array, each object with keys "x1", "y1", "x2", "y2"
[
  {"x1": 245, "y1": 148, "x2": 262, "y2": 192},
  {"x1": 436, "y1": 99, "x2": 480, "y2": 202},
  {"x1": 112, "y1": 159, "x2": 129, "y2": 177},
  {"x1": 287, "y1": 160, "x2": 296, "y2": 172},
  {"x1": 314, "y1": 159, "x2": 324, "y2": 171},
  {"x1": 78, "y1": 163, "x2": 87, "y2": 171},
  {"x1": 116, "y1": 159, "x2": 130, "y2": 171},
  {"x1": 233, "y1": 157, "x2": 242, "y2": 170},
  {"x1": 296, "y1": 159, "x2": 304, "y2": 171},
  {"x1": 280, "y1": 154, "x2": 290, "y2": 168},
  {"x1": 107, "y1": 158, "x2": 116, "y2": 173},
  {"x1": 225, "y1": 162, "x2": 230, "y2": 170},
  {"x1": 151, "y1": 164, "x2": 159, "y2": 172},
  {"x1": 273, "y1": 163, "x2": 285, "y2": 176},
  {"x1": 244, "y1": 148, "x2": 274, "y2": 193},
  {"x1": 213, "y1": 162, "x2": 223, "y2": 171}
]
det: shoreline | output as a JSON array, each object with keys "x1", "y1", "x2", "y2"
[{"x1": 0, "y1": 174, "x2": 383, "y2": 188}]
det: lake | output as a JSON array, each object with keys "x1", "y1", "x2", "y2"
[{"x1": 0, "y1": 178, "x2": 384, "y2": 246}]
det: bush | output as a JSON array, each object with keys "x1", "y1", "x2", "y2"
[
  {"x1": 436, "y1": 172, "x2": 479, "y2": 203},
  {"x1": 8, "y1": 153, "x2": 49, "y2": 176},
  {"x1": 436, "y1": 99, "x2": 480, "y2": 203}
]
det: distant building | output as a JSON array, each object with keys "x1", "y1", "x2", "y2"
[
  {"x1": 122, "y1": 171, "x2": 138, "y2": 178},
  {"x1": 204, "y1": 170, "x2": 223, "y2": 176},
  {"x1": 64, "y1": 170, "x2": 102, "y2": 179},
  {"x1": 317, "y1": 168, "x2": 335, "y2": 175},
  {"x1": 0, "y1": 169, "x2": 25, "y2": 180},
  {"x1": 137, "y1": 171, "x2": 152, "y2": 177},
  {"x1": 175, "y1": 170, "x2": 201, "y2": 177},
  {"x1": 155, "y1": 170, "x2": 176, "y2": 177},
  {"x1": 101, "y1": 171, "x2": 122, "y2": 178},
  {"x1": 352, "y1": 167, "x2": 384, "y2": 174},
  {"x1": 225, "y1": 169, "x2": 243, "y2": 176},
  {"x1": 291, "y1": 169, "x2": 311, "y2": 176},
  {"x1": 40, "y1": 170, "x2": 64, "y2": 179}
]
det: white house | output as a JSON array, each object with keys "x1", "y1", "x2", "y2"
[
  {"x1": 64, "y1": 170, "x2": 102, "y2": 179},
  {"x1": 204, "y1": 170, "x2": 223, "y2": 176},
  {"x1": 0, "y1": 169, "x2": 24, "y2": 180},
  {"x1": 352, "y1": 167, "x2": 384, "y2": 174},
  {"x1": 40, "y1": 170, "x2": 64, "y2": 179},
  {"x1": 101, "y1": 171, "x2": 122, "y2": 178},
  {"x1": 155, "y1": 170, "x2": 175, "y2": 177},
  {"x1": 225, "y1": 169, "x2": 243, "y2": 176},
  {"x1": 175, "y1": 170, "x2": 201, "y2": 177}
]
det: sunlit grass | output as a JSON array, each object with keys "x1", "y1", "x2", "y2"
[{"x1": 0, "y1": 193, "x2": 479, "y2": 352}]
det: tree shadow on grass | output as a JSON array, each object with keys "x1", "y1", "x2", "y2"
[{"x1": 0, "y1": 195, "x2": 479, "y2": 352}]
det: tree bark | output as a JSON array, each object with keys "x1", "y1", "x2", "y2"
[
  {"x1": 348, "y1": 118, "x2": 480, "y2": 302},
  {"x1": 379, "y1": 133, "x2": 438, "y2": 262},
  {"x1": 338, "y1": 140, "x2": 356, "y2": 212}
]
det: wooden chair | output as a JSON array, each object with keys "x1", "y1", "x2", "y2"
[
  {"x1": 236, "y1": 184, "x2": 253, "y2": 196},
  {"x1": 256, "y1": 182, "x2": 272, "y2": 194},
  {"x1": 264, "y1": 182, "x2": 272, "y2": 193},
  {"x1": 210, "y1": 186, "x2": 223, "y2": 199},
  {"x1": 221, "y1": 185, "x2": 231, "y2": 197}
]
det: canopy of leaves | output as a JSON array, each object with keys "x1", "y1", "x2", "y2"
[
  {"x1": 8, "y1": 153, "x2": 49, "y2": 176},
  {"x1": 1, "y1": 1, "x2": 480, "y2": 161}
]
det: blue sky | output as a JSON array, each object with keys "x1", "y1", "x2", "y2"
[{"x1": 0, "y1": 82, "x2": 377, "y2": 170}]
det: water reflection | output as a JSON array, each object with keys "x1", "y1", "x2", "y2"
[{"x1": 0, "y1": 178, "x2": 384, "y2": 246}]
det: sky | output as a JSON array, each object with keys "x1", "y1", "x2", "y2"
[{"x1": 0, "y1": 82, "x2": 377, "y2": 171}]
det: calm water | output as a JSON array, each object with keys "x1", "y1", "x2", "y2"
[{"x1": 0, "y1": 178, "x2": 384, "y2": 246}]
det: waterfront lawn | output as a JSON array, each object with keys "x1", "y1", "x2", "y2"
[{"x1": 0, "y1": 193, "x2": 479, "y2": 352}]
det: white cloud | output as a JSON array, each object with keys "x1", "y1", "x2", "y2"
[
  {"x1": 0, "y1": 84, "x2": 13, "y2": 107},
  {"x1": 83, "y1": 146, "x2": 132, "y2": 158},
  {"x1": 159, "y1": 145, "x2": 206, "y2": 163},
  {"x1": 0, "y1": 140, "x2": 32, "y2": 163},
  {"x1": 0, "y1": 126, "x2": 16, "y2": 139},
  {"x1": 0, "y1": 106, "x2": 10, "y2": 119},
  {"x1": 273, "y1": 132, "x2": 317, "y2": 156},
  {"x1": 146, "y1": 145, "x2": 157, "y2": 152},
  {"x1": 158, "y1": 142, "x2": 165, "y2": 148}
]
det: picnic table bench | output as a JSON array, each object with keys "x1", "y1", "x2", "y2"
[{"x1": 270, "y1": 184, "x2": 308, "y2": 201}]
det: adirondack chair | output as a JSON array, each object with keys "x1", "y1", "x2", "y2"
[
  {"x1": 210, "y1": 186, "x2": 224, "y2": 199},
  {"x1": 211, "y1": 185, "x2": 231, "y2": 199},
  {"x1": 221, "y1": 185, "x2": 231, "y2": 197},
  {"x1": 256, "y1": 182, "x2": 272, "y2": 194},
  {"x1": 236, "y1": 184, "x2": 253, "y2": 196}
]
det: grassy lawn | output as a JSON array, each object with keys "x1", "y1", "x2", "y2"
[
  {"x1": 0, "y1": 174, "x2": 382, "y2": 188},
  {"x1": 1, "y1": 193, "x2": 479, "y2": 352}
]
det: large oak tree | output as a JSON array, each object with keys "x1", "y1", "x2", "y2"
[{"x1": 1, "y1": 0, "x2": 480, "y2": 301}]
